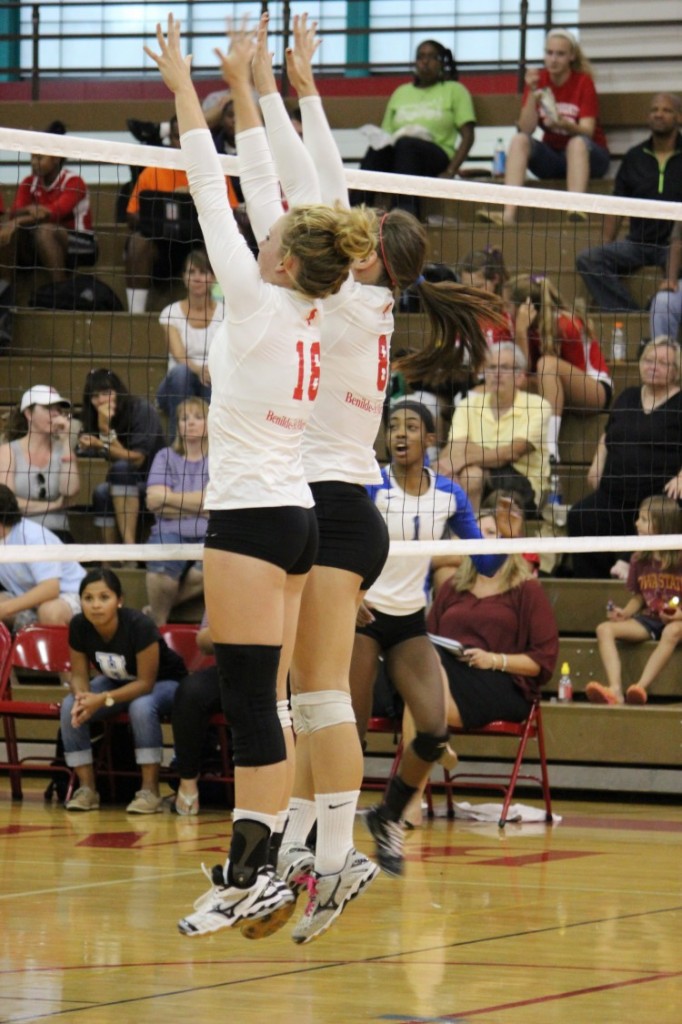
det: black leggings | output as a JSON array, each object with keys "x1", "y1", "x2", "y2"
[
  {"x1": 351, "y1": 137, "x2": 449, "y2": 217},
  {"x1": 171, "y1": 667, "x2": 221, "y2": 779}
]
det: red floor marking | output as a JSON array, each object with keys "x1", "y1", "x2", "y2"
[
  {"x1": 472, "y1": 850, "x2": 595, "y2": 867},
  {"x1": 414, "y1": 969, "x2": 682, "y2": 1020},
  {"x1": 76, "y1": 831, "x2": 145, "y2": 848},
  {"x1": 410, "y1": 845, "x2": 597, "y2": 868},
  {"x1": 564, "y1": 815, "x2": 682, "y2": 833},
  {"x1": 0, "y1": 824, "x2": 66, "y2": 836}
]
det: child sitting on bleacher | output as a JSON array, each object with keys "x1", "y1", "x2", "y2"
[{"x1": 587, "y1": 495, "x2": 682, "y2": 706}]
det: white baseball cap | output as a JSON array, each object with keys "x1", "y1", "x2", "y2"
[{"x1": 20, "y1": 385, "x2": 72, "y2": 412}]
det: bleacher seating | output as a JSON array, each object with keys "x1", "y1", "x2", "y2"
[{"x1": 0, "y1": 89, "x2": 679, "y2": 802}]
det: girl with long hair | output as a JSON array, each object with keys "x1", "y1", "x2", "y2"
[
  {"x1": 479, "y1": 28, "x2": 609, "y2": 226},
  {"x1": 510, "y1": 273, "x2": 612, "y2": 462},
  {"x1": 588, "y1": 496, "x2": 682, "y2": 706},
  {"x1": 243, "y1": 13, "x2": 502, "y2": 943},
  {"x1": 60, "y1": 568, "x2": 186, "y2": 813},
  {"x1": 0, "y1": 385, "x2": 78, "y2": 542},
  {"x1": 144, "y1": 396, "x2": 209, "y2": 625},
  {"x1": 156, "y1": 247, "x2": 223, "y2": 439},
  {"x1": 146, "y1": 15, "x2": 379, "y2": 940},
  {"x1": 78, "y1": 367, "x2": 165, "y2": 545}
]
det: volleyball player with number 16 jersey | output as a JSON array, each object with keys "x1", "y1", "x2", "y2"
[{"x1": 145, "y1": 15, "x2": 378, "y2": 940}]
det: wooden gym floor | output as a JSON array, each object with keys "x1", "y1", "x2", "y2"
[{"x1": 0, "y1": 784, "x2": 680, "y2": 1024}]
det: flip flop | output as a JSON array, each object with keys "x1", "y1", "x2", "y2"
[
  {"x1": 625, "y1": 684, "x2": 648, "y2": 705},
  {"x1": 585, "y1": 681, "x2": 619, "y2": 705}
]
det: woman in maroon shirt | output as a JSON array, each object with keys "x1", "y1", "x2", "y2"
[{"x1": 426, "y1": 552, "x2": 558, "y2": 728}]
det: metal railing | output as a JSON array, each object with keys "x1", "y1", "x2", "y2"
[{"x1": 0, "y1": 1, "x2": 678, "y2": 101}]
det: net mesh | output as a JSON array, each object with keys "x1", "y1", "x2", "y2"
[{"x1": 0, "y1": 125, "x2": 680, "y2": 575}]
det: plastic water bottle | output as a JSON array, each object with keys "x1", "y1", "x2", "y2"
[
  {"x1": 611, "y1": 321, "x2": 626, "y2": 362},
  {"x1": 557, "y1": 662, "x2": 573, "y2": 703},
  {"x1": 492, "y1": 139, "x2": 506, "y2": 178}
]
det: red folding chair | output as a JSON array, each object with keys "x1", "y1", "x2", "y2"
[
  {"x1": 158, "y1": 623, "x2": 215, "y2": 674},
  {"x1": 158, "y1": 623, "x2": 233, "y2": 802},
  {"x1": 434, "y1": 701, "x2": 553, "y2": 827},
  {"x1": 0, "y1": 625, "x2": 74, "y2": 800}
]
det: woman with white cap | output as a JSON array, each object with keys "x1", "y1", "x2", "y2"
[{"x1": 0, "y1": 384, "x2": 79, "y2": 541}]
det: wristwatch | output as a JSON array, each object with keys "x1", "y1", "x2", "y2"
[{"x1": 104, "y1": 693, "x2": 115, "y2": 708}]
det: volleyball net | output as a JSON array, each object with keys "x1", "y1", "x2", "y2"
[{"x1": 0, "y1": 123, "x2": 681, "y2": 573}]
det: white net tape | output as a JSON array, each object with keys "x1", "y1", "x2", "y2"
[
  {"x1": 0, "y1": 127, "x2": 680, "y2": 566},
  {"x1": 2, "y1": 127, "x2": 681, "y2": 223}
]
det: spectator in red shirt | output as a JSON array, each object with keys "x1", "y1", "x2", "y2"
[
  {"x1": 0, "y1": 121, "x2": 97, "y2": 281},
  {"x1": 478, "y1": 30, "x2": 609, "y2": 226},
  {"x1": 510, "y1": 273, "x2": 613, "y2": 462}
]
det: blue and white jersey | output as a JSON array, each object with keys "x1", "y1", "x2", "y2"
[{"x1": 365, "y1": 466, "x2": 501, "y2": 615}]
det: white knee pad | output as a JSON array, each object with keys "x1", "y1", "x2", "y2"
[
  {"x1": 291, "y1": 690, "x2": 356, "y2": 735},
  {"x1": 277, "y1": 698, "x2": 293, "y2": 731}
]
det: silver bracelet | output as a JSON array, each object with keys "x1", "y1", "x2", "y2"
[{"x1": 501, "y1": 653, "x2": 508, "y2": 672}]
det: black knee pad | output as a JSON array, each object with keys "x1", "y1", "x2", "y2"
[
  {"x1": 412, "y1": 731, "x2": 449, "y2": 764},
  {"x1": 214, "y1": 643, "x2": 285, "y2": 767}
]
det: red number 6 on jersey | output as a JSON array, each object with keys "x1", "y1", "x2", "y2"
[{"x1": 292, "y1": 340, "x2": 321, "y2": 402}]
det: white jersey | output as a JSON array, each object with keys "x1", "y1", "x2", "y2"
[
  {"x1": 159, "y1": 299, "x2": 225, "y2": 371},
  {"x1": 257, "y1": 94, "x2": 395, "y2": 485},
  {"x1": 365, "y1": 467, "x2": 502, "y2": 616},
  {"x1": 182, "y1": 129, "x2": 321, "y2": 511},
  {"x1": 303, "y1": 278, "x2": 393, "y2": 483}
]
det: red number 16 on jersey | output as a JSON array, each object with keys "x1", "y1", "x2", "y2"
[{"x1": 292, "y1": 340, "x2": 322, "y2": 402}]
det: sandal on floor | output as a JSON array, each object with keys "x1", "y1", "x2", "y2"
[
  {"x1": 475, "y1": 208, "x2": 505, "y2": 227},
  {"x1": 174, "y1": 790, "x2": 200, "y2": 816},
  {"x1": 625, "y1": 684, "x2": 648, "y2": 705},
  {"x1": 585, "y1": 681, "x2": 619, "y2": 705}
]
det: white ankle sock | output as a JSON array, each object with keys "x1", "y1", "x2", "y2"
[
  {"x1": 548, "y1": 414, "x2": 562, "y2": 461},
  {"x1": 283, "y1": 798, "x2": 316, "y2": 846},
  {"x1": 314, "y1": 790, "x2": 359, "y2": 875}
]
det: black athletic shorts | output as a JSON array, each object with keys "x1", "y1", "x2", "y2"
[
  {"x1": 356, "y1": 607, "x2": 427, "y2": 650},
  {"x1": 438, "y1": 649, "x2": 532, "y2": 729},
  {"x1": 204, "y1": 506, "x2": 319, "y2": 575},
  {"x1": 310, "y1": 481, "x2": 389, "y2": 590}
]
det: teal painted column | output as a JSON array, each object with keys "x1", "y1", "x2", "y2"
[
  {"x1": 0, "y1": 2, "x2": 20, "y2": 81},
  {"x1": 346, "y1": 0, "x2": 370, "y2": 78}
]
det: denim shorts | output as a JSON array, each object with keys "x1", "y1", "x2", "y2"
[
  {"x1": 528, "y1": 136, "x2": 610, "y2": 180},
  {"x1": 633, "y1": 614, "x2": 664, "y2": 640}
]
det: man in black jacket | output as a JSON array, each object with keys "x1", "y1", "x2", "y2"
[{"x1": 576, "y1": 93, "x2": 682, "y2": 311}]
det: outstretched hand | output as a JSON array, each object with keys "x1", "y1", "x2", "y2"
[
  {"x1": 215, "y1": 15, "x2": 256, "y2": 88},
  {"x1": 143, "y1": 14, "x2": 192, "y2": 94},
  {"x1": 285, "y1": 13, "x2": 320, "y2": 96},
  {"x1": 251, "y1": 12, "x2": 277, "y2": 96}
]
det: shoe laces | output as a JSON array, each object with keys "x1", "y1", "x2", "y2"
[
  {"x1": 379, "y1": 815, "x2": 404, "y2": 856},
  {"x1": 300, "y1": 874, "x2": 319, "y2": 918}
]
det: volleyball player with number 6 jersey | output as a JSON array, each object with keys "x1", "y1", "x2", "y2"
[
  {"x1": 246, "y1": 13, "x2": 502, "y2": 944},
  {"x1": 145, "y1": 15, "x2": 378, "y2": 941}
]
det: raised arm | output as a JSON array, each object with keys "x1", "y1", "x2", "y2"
[
  {"x1": 286, "y1": 14, "x2": 349, "y2": 207},
  {"x1": 145, "y1": 15, "x2": 266, "y2": 317},
  {"x1": 214, "y1": 18, "x2": 284, "y2": 241},
  {"x1": 251, "y1": 13, "x2": 320, "y2": 209}
]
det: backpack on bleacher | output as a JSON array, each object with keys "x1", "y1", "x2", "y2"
[{"x1": 31, "y1": 273, "x2": 124, "y2": 312}]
